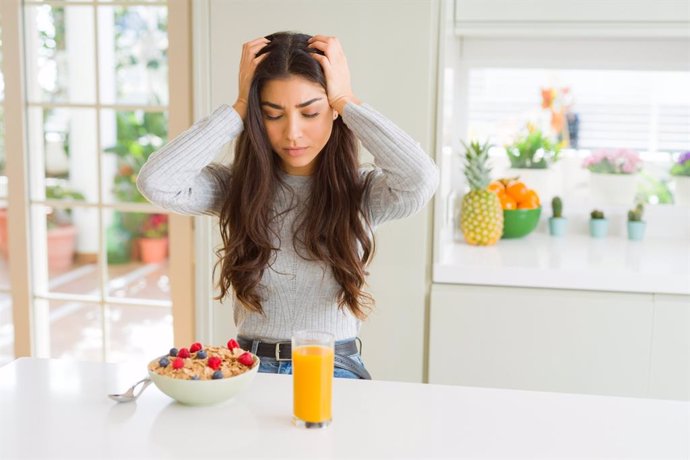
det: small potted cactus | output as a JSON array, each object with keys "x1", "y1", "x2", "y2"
[
  {"x1": 589, "y1": 209, "x2": 608, "y2": 238},
  {"x1": 627, "y1": 203, "x2": 646, "y2": 241},
  {"x1": 548, "y1": 196, "x2": 567, "y2": 237}
]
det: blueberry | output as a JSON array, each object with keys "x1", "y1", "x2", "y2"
[
  {"x1": 159, "y1": 357, "x2": 170, "y2": 367},
  {"x1": 191, "y1": 375, "x2": 200, "y2": 380},
  {"x1": 169, "y1": 347, "x2": 178, "y2": 357},
  {"x1": 196, "y1": 350, "x2": 207, "y2": 359},
  {"x1": 212, "y1": 370, "x2": 223, "y2": 379}
]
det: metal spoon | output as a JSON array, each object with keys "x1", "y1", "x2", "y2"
[{"x1": 108, "y1": 377, "x2": 152, "y2": 403}]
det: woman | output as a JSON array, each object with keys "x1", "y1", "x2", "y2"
[{"x1": 137, "y1": 32, "x2": 439, "y2": 379}]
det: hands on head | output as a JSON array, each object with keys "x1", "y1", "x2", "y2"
[
  {"x1": 233, "y1": 34, "x2": 358, "y2": 120},
  {"x1": 232, "y1": 36, "x2": 270, "y2": 119},
  {"x1": 306, "y1": 35, "x2": 358, "y2": 114}
]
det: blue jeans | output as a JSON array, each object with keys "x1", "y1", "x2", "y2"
[{"x1": 254, "y1": 339, "x2": 368, "y2": 379}]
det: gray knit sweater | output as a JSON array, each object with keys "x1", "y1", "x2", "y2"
[{"x1": 137, "y1": 102, "x2": 439, "y2": 341}]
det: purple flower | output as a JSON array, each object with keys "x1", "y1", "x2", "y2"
[{"x1": 677, "y1": 151, "x2": 690, "y2": 165}]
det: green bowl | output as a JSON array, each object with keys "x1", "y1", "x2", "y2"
[{"x1": 502, "y1": 207, "x2": 542, "y2": 239}]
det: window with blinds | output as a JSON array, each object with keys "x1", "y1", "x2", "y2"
[{"x1": 466, "y1": 68, "x2": 690, "y2": 156}]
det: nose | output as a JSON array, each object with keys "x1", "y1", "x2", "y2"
[{"x1": 285, "y1": 114, "x2": 303, "y2": 142}]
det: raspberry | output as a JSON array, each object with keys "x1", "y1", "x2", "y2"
[
  {"x1": 207, "y1": 356, "x2": 222, "y2": 370},
  {"x1": 227, "y1": 339, "x2": 239, "y2": 350},
  {"x1": 189, "y1": 342, "x2": 202, "y2": 353},
  {"x1": 172, "y1": 357, "x2": 184, "y2": 369},
  {"x1": 177, "y1": 348, "x2": 190, "y2": 359},
  {"x1": 238, "y1": 352, "x2": 254, "y2": 367}
]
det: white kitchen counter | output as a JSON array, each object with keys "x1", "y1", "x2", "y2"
[
  {"x1": 434, "y1": 232, "x2": 690, "y2": 295},
  {"x1": 1, "y1": 358, "x2": 688, "y2": 459}
]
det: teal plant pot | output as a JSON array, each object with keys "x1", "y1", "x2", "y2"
[
  {"x1": 548, "y1": 217, "x2": 568, "y2": 237},
  {"x1": 589, "y1": 219, "x2": 608, "y2": 238},
  {"x1": 627, "y1": 221, "x2": 646, "y2": 241}
]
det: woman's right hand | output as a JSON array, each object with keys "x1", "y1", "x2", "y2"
[{"x1": 233, "y1": 37, "x2": 270, "y2": 120}]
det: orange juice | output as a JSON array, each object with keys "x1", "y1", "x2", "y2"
[{"x1": 292, "y1": 345, "x2": 334, "y2": 423}]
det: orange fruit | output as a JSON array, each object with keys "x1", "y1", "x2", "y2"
[
  {"x1": 487, "y1": 181, "x2": 505, "y2": 194},
  {"x1": 527, "y1": 189, "x2": 540, "y2": 206},
  {"x1": 517, "y1": 190, "x2": 540, "y2": 209},
  {"x1": 498, "y1": 191, "x2": 517, "y2": 210},
  {"x1": 505, "y1": 180, "x2": 529, "y2": 203}
]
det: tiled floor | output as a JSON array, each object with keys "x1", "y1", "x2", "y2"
[{"x1": 0, "y1": 256, "x2": 173, "y2": 366}]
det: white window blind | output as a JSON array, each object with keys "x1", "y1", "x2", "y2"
[{"x1": 467, "y1": 69, "x2": 690, "y2": 153}]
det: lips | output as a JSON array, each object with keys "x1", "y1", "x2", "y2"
[{"x1": 284, "y1": 147, "x2": 308, "y2": 156}]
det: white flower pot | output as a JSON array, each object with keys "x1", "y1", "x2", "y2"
[
  {"x1": 589, "y1": 172, "x2": 638, "y2": 206},
  {"x1": 506, "y1": 165, "x2": 562, "y2": 204},
  {"x1": 673, "y1": 176, "x2": 690, "y2": 206}
]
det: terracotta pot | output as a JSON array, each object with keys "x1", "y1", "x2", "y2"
[
  {"x1": 48, "y1": 225, "x2": 77, "y2": 270},
  {"x1": 139, "y1": 237, "x2": 168, "y2": 263}
]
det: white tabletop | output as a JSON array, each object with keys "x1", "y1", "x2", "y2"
[{"x1": 1, "y1": 358, "x2": 688, "y2": 459}]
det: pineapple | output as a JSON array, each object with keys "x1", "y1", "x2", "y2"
[{"x1": 460, "y1": 141, "x2": 503, "y2": 245}]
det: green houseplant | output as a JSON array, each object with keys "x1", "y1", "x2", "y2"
[
  {"x1": 589, "y1": 209, "x2": 608, "y2": 238},
  {"x1": 670, "y1": 151, "x2": 690, "y2": 206},
  {"x1": 627, "y1": 203, "x2": 646, "y2": 241},
  {"x1": 505, "y1": 128, "x2": 562, "y2": 170},
  {"x1": 548, "y1": 196, "x2": 567, "y2": 237},
  {"x1": 505, "y1": 126, "x2": 562, "y2": 204},
  {"x1": 104, "y1": 111, "x2": 167, "y2": 262}
]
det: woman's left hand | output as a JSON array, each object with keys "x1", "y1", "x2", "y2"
[{"x1": 307, "y1": 35, "x2": 358, "y2": 114}]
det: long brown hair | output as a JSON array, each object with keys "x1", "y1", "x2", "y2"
[{"x1": 209, "y1": 31, "x2": 375, "y2": 320}]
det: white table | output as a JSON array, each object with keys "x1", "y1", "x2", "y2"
[{"x1": 1, "y1": 358, "x2": 688, "y2": 459}]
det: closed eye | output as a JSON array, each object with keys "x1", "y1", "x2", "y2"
[{"x1": 263, "y1": 113, "x2": 320, "y2": 120}]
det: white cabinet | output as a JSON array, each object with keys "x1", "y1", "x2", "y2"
[
  {"x1": 454, "y1": 0, "x2": 690, "y2": 37},
  {"x1": 429, "y1": 284, "x2": 689, "y2": 400},
  {"x1": 649, "y1": 294, "x2": 690, "y2": 401}
]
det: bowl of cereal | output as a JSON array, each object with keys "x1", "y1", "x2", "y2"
[{"x1": 147, "y1": 339, "x2": 260, "y2": 406}]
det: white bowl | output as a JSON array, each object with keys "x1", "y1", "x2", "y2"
[{"x1": 148, "y1": 357, "x2": 260, "y2": 406}]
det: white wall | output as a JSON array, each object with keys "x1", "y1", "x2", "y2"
[{"x1": 195, "y1": 0, "x2": 441, "y2": 382}]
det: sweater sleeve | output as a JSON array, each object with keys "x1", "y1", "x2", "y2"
[
  {"x1": 341, "y1": 102, "x2": 440, "y2": 226},
  {"x1": 136, "y1": 104, "x2": 243, "y2": 216}
]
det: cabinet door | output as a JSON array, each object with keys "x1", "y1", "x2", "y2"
[
  {"x1": 429, "y1": 284, "x2": 654, "y2": 398},
  {"x1": 649, "y1": 294, "x2": 690, "y2": 401}
]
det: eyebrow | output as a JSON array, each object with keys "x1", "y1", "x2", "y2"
[{"x1": 260, "y1": 98, "x2": 323, "y2": 110}]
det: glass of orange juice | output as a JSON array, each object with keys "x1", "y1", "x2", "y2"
[{"x1": 291, "y1": 330, "x2": 335, "y2": 429}]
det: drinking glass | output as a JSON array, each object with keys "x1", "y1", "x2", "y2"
[{"x1": 291, "y1": 330, "x2": 334, "y2": 428}]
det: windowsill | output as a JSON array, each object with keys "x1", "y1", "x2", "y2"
[{"x1": 434, "y1": 230, "x2": 690, "y2": 295}]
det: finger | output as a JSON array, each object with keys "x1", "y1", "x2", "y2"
[
  {"x1": 308, "y1": 35, "x2": 336, "y2": 43},
  {"x1": 243, "y1": 39, "x2": 270, "y2": 56},
  {"x1": 309, "y1": 52, "x2": 330, "y2": 69},
  {"x1": 307, "y1": 40, "x2": 327, "y2": 51},
  {"x1": 308, "y1": 39, "x2": 343, "y2": 59},
  {"x1": 247, "y1": 37, "x2": 270, "y2": 45}
]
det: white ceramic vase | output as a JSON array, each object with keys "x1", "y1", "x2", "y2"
[
  {"x1": 589, "y1": 172, "x2": 638, "y2": 206},
  {"x1": 673, "y1": 176, "x2": 690, "y2": 206},
  {"x1": 506, "y1": 165, "x2": 562, "y2": 204}
]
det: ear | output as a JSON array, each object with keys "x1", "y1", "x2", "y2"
[{"x1": 333, "y1": 111, "x2": 339, "y2": 120}]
